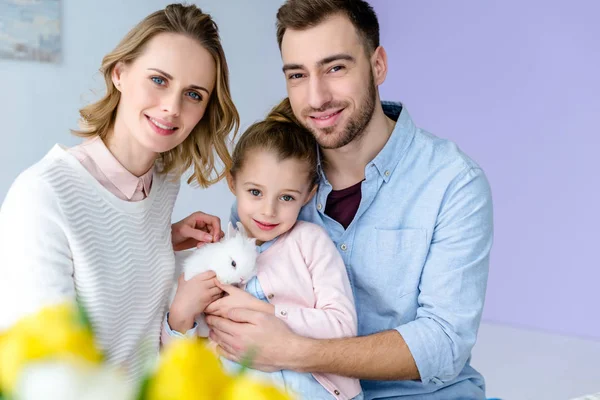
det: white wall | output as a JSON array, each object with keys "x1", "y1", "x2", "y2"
[
  {"x1": 0, "y1": 0, "x2": 286, "y2": 224},
  {"x1": 472, "y1": 322, "x2": 600, "y2": 400}
]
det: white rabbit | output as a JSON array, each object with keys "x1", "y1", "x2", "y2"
[
  {"x1": 169, "y1": 221, "x2": 258, "y2": 336},
  {"x1": 179, "y1": 221, "x2": 258, "y2": 285}
]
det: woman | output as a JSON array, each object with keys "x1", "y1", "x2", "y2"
[{"x1": 0, "y1": 4, "x2": 237, "y2": 382}]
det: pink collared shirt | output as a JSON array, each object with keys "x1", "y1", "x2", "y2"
[{"x1": 68, "y1": 136, "x2": 153, "y2": 201}]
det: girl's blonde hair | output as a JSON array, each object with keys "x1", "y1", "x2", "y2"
[
  {"x1": 231, "y1": 98, "x2": 319, "y2": 187},
  {"x1": 73, "y1": 3, "x2": 239, "y2": 187}
]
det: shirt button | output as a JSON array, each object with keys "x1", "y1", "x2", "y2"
[
  {"x1": 340, "y1": 243, "x2": 347, "y2": 251},
  {"x1": 317, "y1": 203, "x2": 323, "y2": 210},
  {"x1": 384, "y1": 170, "x2": 391, "y2": 177},
  {"x1": 334, "y1": 389, "x2": 340, "y2": 395},
  {"x1": 268, "y1": 293, "x2": 274, "y2": 299},
  {"x1": 280, "y1": 310, "x2": 287, "y2": 316}
]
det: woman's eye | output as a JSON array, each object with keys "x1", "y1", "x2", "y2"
[
  {"x1": 187, "y1": 91, "x2": 202, "y2": 101},
  {"x1": 151, "y1": 76, "x2": 165, "y2": 85}
]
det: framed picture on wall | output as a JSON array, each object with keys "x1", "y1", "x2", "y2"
[{"x1": 0, "y1": 0, "x2": 61, "y2": 63}]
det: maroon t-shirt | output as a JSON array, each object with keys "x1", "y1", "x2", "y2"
[{"x1": 325, "y1": 181, "x2": 363, "y2": 229}]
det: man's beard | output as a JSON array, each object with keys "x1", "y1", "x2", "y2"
[{"x1": 301, "y1": 73, "x2": 377, "y2": 150}]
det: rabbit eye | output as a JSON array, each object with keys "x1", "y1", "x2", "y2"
[{"x1": 231, "y1": 260, "x2": 237, "y2": 268}]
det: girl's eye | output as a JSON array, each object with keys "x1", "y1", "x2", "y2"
[
  {"x1": 281, "y1": 195, "x2": 294, "y2": 202},
  {"x1": 151, "y1": 76, "x2": 165, "y2": 85},
  {"x1": 249, "y1": 189, "x2": 261, "y2": 196}
]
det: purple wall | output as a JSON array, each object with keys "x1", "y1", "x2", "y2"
[{"x1": 370, "y1": 0, "x2": 600, "y2": 339}]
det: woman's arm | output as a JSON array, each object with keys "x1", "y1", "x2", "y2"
[{"x1": 0, "y1": 172, "x2": 75, "y2": 330}]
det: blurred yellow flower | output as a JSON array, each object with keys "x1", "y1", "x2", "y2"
[
  {"x1": 146, "y1": 338, "x2": 233, "y2": 400},
  {"x1": 0, "y1": 302, "x2": 102, "y2": 394},
  {"x1": 222, "y1": 375, "x2": 294, "y2": 400}
]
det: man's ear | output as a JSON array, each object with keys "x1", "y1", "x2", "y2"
[{"x1": 371, "y1": 45, "x2": 388, "y2": 86}]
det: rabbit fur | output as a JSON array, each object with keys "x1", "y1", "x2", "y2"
[{"x1": 169, "y1": 221, "x2": 258, "y2": 336}]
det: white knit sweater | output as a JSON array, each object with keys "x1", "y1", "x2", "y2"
[{"x1": 0, "y1": 145, "x2": 180, "y2": 381}]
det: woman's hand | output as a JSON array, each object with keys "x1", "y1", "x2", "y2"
[{"x1": 171, "y1": 211, "x2": 224, "y2": 251}]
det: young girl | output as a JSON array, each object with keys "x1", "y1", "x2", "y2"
[
  {"x1": 209, "y1": 99, "x2": 363, "y2": 400},
  {"x1": 0, "y1": 4, "x2": 238, "y2": 382}
]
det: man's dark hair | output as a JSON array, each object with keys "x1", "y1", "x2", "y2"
[{"x1": 276, "y1": 0, "x2": 380, "y2": 56}]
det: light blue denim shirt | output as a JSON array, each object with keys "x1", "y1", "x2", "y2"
[{"x1": 232, "y1": 102, "x2": 493, "y2": 399}]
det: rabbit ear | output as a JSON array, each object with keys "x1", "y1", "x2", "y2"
[
  {"x1": 226, "y1": 221, "x2": 236, "y2": 240},
  {"x1": 236, "y1": 221, "x2": 248, "y2": 238}
]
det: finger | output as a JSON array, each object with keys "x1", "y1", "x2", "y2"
[
  {"x1": 207, "y1": 286, "x2": 222, "y2": 297},
  {"x1": 204, "y1": 297, "x2": 223, "y2": 314},
  {"x1": 205, "y1": 314, "x2": 240, "y2": 336},
  {"x1": 214, "y1": 280, "x2": 230, "y2": 292},
  {"x1": 214, "y1": 343, "x2": 241, "y2": 363},
  {"x1": 189, "y1": 270, "x2": 217, "y2": 282},
  {"x1": 209, "y1": 325, "x2": 236, "y2": 347},
  {"x1": 193, "y1": 213, "x2": 222, "y2": 242},
  {"x1": 179, "y1": 224, "x2": 213, "y2": 244},
  {"x1": 227, "y1": 308, "x2": 263, "y2": 325},
  {"x1": 173, "y1": 238, "x2": 199, "y2": 252}
]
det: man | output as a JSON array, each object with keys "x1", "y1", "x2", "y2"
[{"x1": 206, "y1": 1, "x2": 493, "y2": 398}]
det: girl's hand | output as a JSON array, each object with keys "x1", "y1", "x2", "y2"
[{"x1": 168, "y1": 271, "x2": 223, "y2": 332}]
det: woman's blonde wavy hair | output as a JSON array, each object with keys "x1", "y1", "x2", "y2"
[{"x1": 72, "y1": 3, "x2": 239, "y2": 187}]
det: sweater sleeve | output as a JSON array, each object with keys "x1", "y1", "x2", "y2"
[
  {"x1": 0, "y1": 170, "x2": 75, "y2": 331},
  {"x1": 274, "y1": 223, "x2": 358, "y2": 340}
]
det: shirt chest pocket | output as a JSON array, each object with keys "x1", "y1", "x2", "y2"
[{"x1": 374, "y1": 228, "x2": 428, "y2": 299}]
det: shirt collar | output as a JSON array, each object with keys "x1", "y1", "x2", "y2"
[
  {"x1": 81, "y1": 136, "x2": 153, "y2": 200},
  {"x1": 370, "y1": 101, "x2": 416, "y2": 182},
  {"x1": 317, "y1": 101, "x2": 416, "y2": 184},
  {"x1": 257, "y1": 236, "x2": 278, "y2": 254}
]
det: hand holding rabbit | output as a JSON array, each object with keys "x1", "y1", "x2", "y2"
[{"x1": 205, "y1": 280, "x2": 274, "y2": 318}]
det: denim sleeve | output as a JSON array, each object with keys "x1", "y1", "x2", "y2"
[
  {"x1": 229, "y1": 200, "x2": 240, "y2": 225},
  {"x1": 162, "y1": 312, "x2": 198, "y2": 339},
  {"x1": 395, "y1": 167, "x2": 493, "y2": 385}
]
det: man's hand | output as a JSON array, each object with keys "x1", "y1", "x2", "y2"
[
  {"x1": 205, "y1": 282, "x2": 274, "y2": 317},
  {"x1": 171, "y1": 212, "x2": 224, "y2": 251},
  {"x1": 206, "y1": 308, "x2": 304, "y2": 372},
  {"x1": 168, "y1": 271, "x2": 222, "y2": 332}
]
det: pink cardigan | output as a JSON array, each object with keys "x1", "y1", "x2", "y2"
[{"x1": 243, "y1": 221, "x2": 361, "y2": 399}]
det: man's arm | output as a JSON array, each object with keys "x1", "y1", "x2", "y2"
[
  {"x1": 292, "y1": 330, "x2": 420, "y2": 380},
  {"x1": 207, "y1": 308, "x2": 419, "y2": 380},
  {"x1": 392, "y1": 167, "x2": 493, "y2": 385}
]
